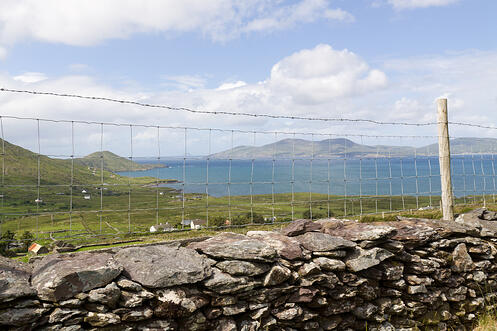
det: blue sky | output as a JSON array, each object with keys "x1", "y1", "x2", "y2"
[{"x1": 0, "y1": 0, "x2": 496, "y2": 155}]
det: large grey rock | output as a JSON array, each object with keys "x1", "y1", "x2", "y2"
[
  {"x1": 155, "y1": 288, "x2": 209, "y2": 315},
  {"x1": 216, "y1": 260, "x2": 270, "y2": 276},
  {"x1": 295, "y1": 232, "x2": 356, "y2": 252},
  {"x1": 31, "y1": 252, "x2": 122, "y2": 302},
  {"x1": 121, "y1": 307, "x2": 153, "y2": 322},
  {"x1": 324, "y1": 223, "x2": 397, "y2": 242},
  {"x1": 0, "y1": 307, "x2": 50, "y2": 326},
  {"x1": 88, "y1": 282, "x2": 120, "y2": 308},
  {"x1": 189, "y1": 233, "x2": 277, "y2": 261},
  {"x1": 204, "y1": 268, "x2": 260, "y2": 294},
  {"x1": 48, "y1": 308, "x2": 84, "y2": 324},
  {"x1": 313, "y1": 257, "x2": 346, "y2": 271},
  {"x1": 114, "y1": 245, "x2": 212, "y2": 288},
  {"x1": 280, "y1": 219, "x2": 322, "y2": 236},
  {"x1": 84, "y1": 312, "x2": 120, "y2": 327},
  {"x1": 246, "y1": 231, "x2": 303, "y2": 260},
  {"x1": 452, "y1": 243, "x2": 475, "y2": 273},
  {"x1": 263, "y1": 266, "x2": 291, "y2": 286},
  {"x1": 0, "y1": 255, "x2": 36, "y2": 303},
  {"x1": 345, "y1": 247, "x2": 394, "y2": 272}
]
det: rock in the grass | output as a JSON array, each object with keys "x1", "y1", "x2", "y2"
[
  {"x1": 246, "y1": 231, "x2": 304, "y2": 260},
  {"x1": 31, "y1": 252, "x2": 122, "y2": 302},
  {"x1": 345, "y1": 247, "x2": 394, "y2": 272},
  {"x1": 0, "y1": 255, "x2": 36, "y2": 303},
  {"x1": 296, "y1": 232, "x2": 356, "y2": 252},
  {"x1": 0, "y1": 307, "x2": 50, "y2": 326},
  {"x1": 216, "y1": 260, "x2": 270, "y2": 276},
  {"x1": 324, "y1": 223, "x2": 397, "y2": 242},
  {"x1": 189, "y1": 233, "x2": 277, "y2": 262},
  {"x1": 88, "y1": 282, "x2": 120, "y2": 308},
  {"x1": 452, "y1": 243, "x2": 475, "y2": 273},
  {"x1": 84, "y1": 312, "x2": 120, "y2": 327},
  {"x1": 280, "y1": 219, "x2": 322, "y2": 237},
  {"x1": 114, "y1": 244, "x2": 212, "y2": 288},
  {"x1": 263, "y1": 266, "x2": 292, "y2": 286}
]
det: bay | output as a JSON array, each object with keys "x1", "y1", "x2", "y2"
[{"x1": 118, "y1": 155, "x2": 497, "y2": 198}]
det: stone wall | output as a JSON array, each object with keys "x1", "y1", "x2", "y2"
[{"x1": 2, "y1": 208, "x2": 497, "y2": 330}]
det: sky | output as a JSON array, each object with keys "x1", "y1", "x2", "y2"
[{"x1": 0, "y1": 0, "x2": 496, "y2": 156}]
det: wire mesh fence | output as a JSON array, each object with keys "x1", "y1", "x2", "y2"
[{"x1": 0, "y1": 89, "x2": 496, "y2": 245}]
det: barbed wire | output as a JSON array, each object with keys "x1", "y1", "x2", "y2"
[
  {"x1": 0, "y1": 87, "x2": 440, "y2": 126},
  {"x1": 0, "y1": 114, "x2": 440, "y2": 139}
]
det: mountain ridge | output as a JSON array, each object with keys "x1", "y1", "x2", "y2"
[{"x1": 209, "y1": 137, "x2": 497, "y2": 159}]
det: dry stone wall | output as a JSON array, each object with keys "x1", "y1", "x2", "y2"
[{"x1": 2, "y1": 208, "x2": 497, "y2": 330}]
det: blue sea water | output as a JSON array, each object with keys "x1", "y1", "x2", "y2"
[{"x1": 118, "y1": 155, "x2": 497, "y2": 198}]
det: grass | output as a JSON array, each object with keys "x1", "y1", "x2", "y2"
[{"x1": 474, "y1": 312, "x2": 497, "y2": 330}]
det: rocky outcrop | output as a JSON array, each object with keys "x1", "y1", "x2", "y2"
[{"x1": 2, "y1": 208, "x2": 497, "y2": 330}]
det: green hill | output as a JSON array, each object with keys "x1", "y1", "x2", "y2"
[
  {"x1": 0, "y1": 139, "x2": 106, "y2": 185},
  {"x1": 74, "y1": 151, "x2": 164, "y2": 173}
]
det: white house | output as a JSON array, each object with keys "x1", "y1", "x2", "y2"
[
  {"x1": 150, "y1": 222, "x2": 174, "y2": 233},
  {"x1": 82, "y1": 190, "x2": 87, "y2": 194},
  {"x1": 181, "y1": 219, "x2": 207, "y2": 230}
]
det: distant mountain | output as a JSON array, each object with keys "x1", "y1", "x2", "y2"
[
  {"x1": 421, "y1": 138, "x2": 497, "y2": 155},
  {"x1": 210, "y1": 137, "x2": 497, "y2": 159},
  {"x1": 74, "y1": 151, "x2": 164, "y2": 173}
]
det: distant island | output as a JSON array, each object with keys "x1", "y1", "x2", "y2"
[{"x1": 209, "y1": 137, "x2": 497, "y2": 159}]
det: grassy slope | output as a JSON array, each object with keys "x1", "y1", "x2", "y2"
[{"x1": 74, "y1": 151, "x2": 164, "y2": 172}]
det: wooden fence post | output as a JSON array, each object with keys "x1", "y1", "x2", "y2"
[{"x1": 437, "y1": 98, "x2": 454, "y2": 221}]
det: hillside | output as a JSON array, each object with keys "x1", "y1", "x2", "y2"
[
  {"x1": 74, "y1": 151, "x2": 164, "y2": 173},
  {"x1": 210, "y1": 137, "x2": 497, "y2": 159},
  {"x1": 0, "y1": 139, "x2": 108, "y2": 185}
]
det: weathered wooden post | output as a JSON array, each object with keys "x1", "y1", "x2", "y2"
[{"x1": 437, "y1": 98, "x2": 454, "y2": 221}]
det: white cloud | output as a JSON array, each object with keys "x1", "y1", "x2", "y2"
[
  {"x1": 268, "y1": 44, "x2": 387, "y2": 104},
  {"x1": 242, "y1": 0, "x2": 354, "y2": 33},
  {"x1": 387, "y1": 0, "x2": 459, "y2": 9},
  {"x1": 161, "y1": 75, "x2": 206, "y2": 90},
  {"x1": 3, "y1": 47, "x2": 497, "y2": 155},
  {"x1": 323, "y1": 8, "x2": 355, "y2": 22},
  {"x1": 0, "y1": 0, "x2": 354, "y2": 51},
  {"x1": 0, "y1": 46, "x2": 6, "y2": 60},
  {"x1": 13, "y1": 72, "x2": 48, "y2": 83},
  {"x1": 217, "y1": 81, "x2": 247, "y2": 90}
]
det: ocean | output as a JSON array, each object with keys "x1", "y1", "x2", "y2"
[{"x1": 118, "y1": 155, "x2": 497, "y2": 198}]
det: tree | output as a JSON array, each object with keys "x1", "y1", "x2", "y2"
[
  {"x1": 19, "y1": 231, "x2": 34, "y2": 251},
  {"x1": 209, "y1": 216, "x2": 227, "y2": 228},
  {"x1": 302, "y1": 209, "x2": 330, "y2": 220},
  {"x1": 0, "y1": 230, "x2": 15, "y2": 257}
]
